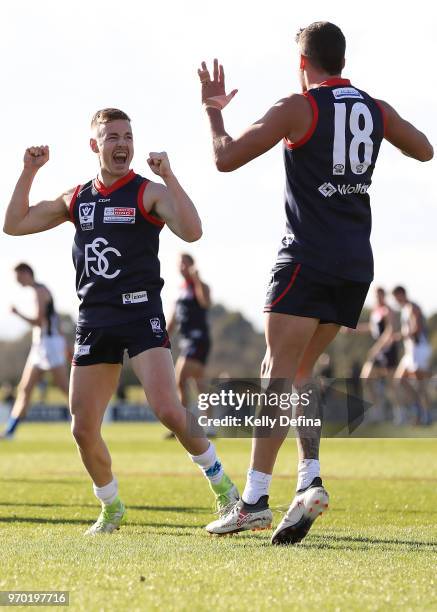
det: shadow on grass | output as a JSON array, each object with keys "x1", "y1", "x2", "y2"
[
  {"x1": 0, "y1": 478, "x2": 80, "y2": 486},
  {"x1": 0, "y1": 502, "x2": 209, "y2": 514},
  {"x1": 309, "y1": 533, "x2": 437, "y2": 552}
]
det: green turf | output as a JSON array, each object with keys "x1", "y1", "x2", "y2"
[{"x1": 1, "y1": 424, "x2": 437, "y2": 611}]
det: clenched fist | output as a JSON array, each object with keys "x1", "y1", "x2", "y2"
[
  {"x1": 24, "y1": 146, "x2": 49, "y2": 171},
  {"x1": 147, "y1": 151, "x2": 173, "y2": 180}
]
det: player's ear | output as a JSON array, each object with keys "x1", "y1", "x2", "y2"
[
  {"x1": 341, "y1": 57, "x2": 346, "y2": 70},
  {"x1": 300, "y1": 55, "x2": 306, "y2": 71},
  {"x1": 89, "y1": 138, "x2": 99, "y2": 154}
]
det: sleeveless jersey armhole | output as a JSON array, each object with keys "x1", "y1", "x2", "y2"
[
  {"x1": 374, "y1": 99, "x2": 386, "y2": 137},
  {"x1": 284, "y1": 92, "x2": 319, "y2": 150},
  {"x1": 137, "y1": 180, "x2": 165, "y2": 228},
  {"x1": 69, "y1": 185, "x2": 82, "y2": 223}
]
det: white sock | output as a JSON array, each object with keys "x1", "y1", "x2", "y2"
[
  {"x1": 297, "y1": 459, "x2": 320, "y2": 491},
  {"x1": 93, "y1": 478, "x2": 118, "y2": 505},
  {"x1": 242, "y1": 469, "x2": 272, "y2": 504},
  {"x1": 189, "y1": 442, "x2": 224, "y2": 485}
]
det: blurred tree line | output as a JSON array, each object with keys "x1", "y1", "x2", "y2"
[{"x1": 1, "y1": 306, "x2": 437, "y2": 388}]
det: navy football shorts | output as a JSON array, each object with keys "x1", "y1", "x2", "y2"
[
  {"x1": 373, "y1": 343, "x2": 399, "y2": 369},
  {"x1": 72, "y1": 314, "x2": 170, "y2": 366},
  {"x1": 179, "y1": 333, "x2": 211, "y2": 365},
  {"x1": 264, "y1": 262, "x2": 370, "y2": 329}
]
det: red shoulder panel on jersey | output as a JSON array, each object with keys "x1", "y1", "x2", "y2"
[
  {"x1": 284, "y1": 93, "x2": 319, "y2": 150},
  {"x1": 94, "y1": 169, "x2": 136, "y2": 196},
  {"x1": 137, "y1": 180, "x2": 165, "y2": 227},
  {"x1": 69, "y1": 184, "x2": 82, "y2": 223}
]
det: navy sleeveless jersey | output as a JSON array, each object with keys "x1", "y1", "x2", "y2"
[
  {"x1": 175, "y1": 281, "x2": 209, "y2": 338},
  {"x1": 276, "y1": 78, "x2": 385, "y2": 282},
  {"x1": 70, "y1": 170, "x2": 165, "y2": 327}
]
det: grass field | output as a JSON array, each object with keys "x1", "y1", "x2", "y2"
[{"x1": 1, "y1": 424, "x2": 437, "y2": 611}]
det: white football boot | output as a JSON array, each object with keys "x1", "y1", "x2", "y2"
[
  {"x1": 271, "y1": 477, "x2": 329, "y2": 545},
  {"x1": 206, "y1": 495, "x2": 273, "y2": 535}
]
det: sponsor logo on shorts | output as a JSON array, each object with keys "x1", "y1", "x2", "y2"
[
  {"x1": 332, "y1": 87, "x2": 363, "y2": 100},
  {"x1": 150, "y1": 318, "x2": 163, "y2": 334},
  {"x1": 74, "y1": 344, "x2": 91, "y2": 356},
  {"x1": 79, "y1": 202, "x2": 96, "y2": 231},
  {"x1": 122, "y1": 290, "x2": 148, "y2": 305},
  {"x1": 318, "y1": 182, "x2": 370, "y2": 198},
  {"x1": 103, "y1": 207, "x2": 136, "y2": 224}
]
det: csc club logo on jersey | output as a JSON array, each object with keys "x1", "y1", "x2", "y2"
[
  {"x1": 103, "y1": 207, "x2": 136, "y2": 224},
  {"x1": 84, "y1": 236, "x2": 121, "y2": 279},
  {"x1": 79, "y1": 202, "x2": 96, "y2": 231}
]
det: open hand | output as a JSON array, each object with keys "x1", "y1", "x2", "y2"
[
  {"x1": 24, "y1": 146, "x2": 49, "y2": 171},
  {"x1": 147, "y1": 151, "x2": 173, "y2": 180},
  {"x1": 198, "y1": 59, "x2": 238, "y2": 110}
]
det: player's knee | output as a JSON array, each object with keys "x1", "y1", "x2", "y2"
[
  {"x1": 71, "y1": 419, "x2": 98, "y2": 448},
  {"x1": 153, "y1": 403, "x2": 185, "y2": 432}
]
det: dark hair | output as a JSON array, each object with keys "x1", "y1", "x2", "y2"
[
  {"x1": 181, "y1": 253, "x2": 194, "y2": 265},
  {"x1": 14, "y1": 262, "x2": 34, "y2": 276},
  {"x1": 91, "y1": 108, "x2": 131, "y2": 129},
  {"x1": 393, "y1": 286, "x2": 406, "y2": 296},
  {"x1": 296, "y1": 22, "x2": 346, "y2": 75}
]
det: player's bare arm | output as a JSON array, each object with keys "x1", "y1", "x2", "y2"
[
  {"x1": 189, "y1": 268, "x2": 211, "y2": 309},
  {"x1": 376, "y1": 100, "x2": 433, "y2": 161},
  {"x1": 3, "y1": 146, "x2": 74, "y2": 236},
  {"x1": 198, "y1": 59, "x2": 313, "y2": 171},
  {"x1": 10, "y1": 285, "x2": 48, "y2": 327},
  {"x1": 142, "y1": 151, "x2": 202, "y2": 242}
]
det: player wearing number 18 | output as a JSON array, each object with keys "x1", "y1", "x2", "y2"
[{"x1": 199, "y1": 21, "x2": 433, "y2": 543}]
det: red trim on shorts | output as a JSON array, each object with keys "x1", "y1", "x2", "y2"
[
  {"x1": 137, "y1": 180, "x2": 165, "y2": 227},
  {"x1": 265, "y1": 264, "x2": 302, "y2": 309},
  {"x1": 68, "y1": 185, "x2": 82, "y2": 223},
  {"x1": 374, "y1": 99, "x2": 386, "y2": 136},
  {"x1": 162, "y1": 335, "x2": 170, "y2": 348},
  {"x1": 284, "y1": 93, "x2": 319, "y2": 150},
  {"x1": 94, "y1": 169, "x2": 136, "y2": 196}
]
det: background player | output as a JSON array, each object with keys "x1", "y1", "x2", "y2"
[
  {"x1": 348, "y1": 286, "x2": 399, "y2": 422},
  {"x1": 167, "y1": 254, "x2": 211, "y2": 424},
  {"x1": 392, "y1": 286, "x2": 432, "y2": 425},
  {"x1": 3, "y1": 109, "x2": 238, "y2": 533},
  {"x1": 0, "y1": 263, "x2": 68, "y2": 439},
  {"x1": 197, "y1": 22, "x2": 433, "y2": 543}
]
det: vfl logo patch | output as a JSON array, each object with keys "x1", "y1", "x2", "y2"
[
  {"x1": 150, "y1": 317, "x2": 163, "y2": 334},
  {"x1": 103, "y1": 207, "x2": 136, "y2": 224},
  {"x1": 332, "y1": 87, "x2": 363, "y2": 100},
  {"x1": 122, "y1": 291, "x2": 148, "y2": 305},
  {"x1": 74, "y1": 344, "x2": 91, "y2": 356},
  {"x1": 79, "y1": 202, "x2": 96, "y2": 231}
]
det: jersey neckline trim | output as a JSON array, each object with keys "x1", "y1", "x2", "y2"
[
  {"x1": 94, "y1": 169, "x2": 136, "y2": 196},
  {"x1": 316, "y1": 78, "x2": 351, "y2": 88}
]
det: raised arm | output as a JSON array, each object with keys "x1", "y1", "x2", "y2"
[
  {"x1": 3, "y1": 146, "x2": 73, "y2": 236},
  {"x1": 376, "y1": 100, "x2": 434, "y2": 162},
  {"x1": 142, "y1": 151, "x2": 202, "y2": 242},
  {"x1": 197, "y1": 59, "x2": 312, "y2": 171}
]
